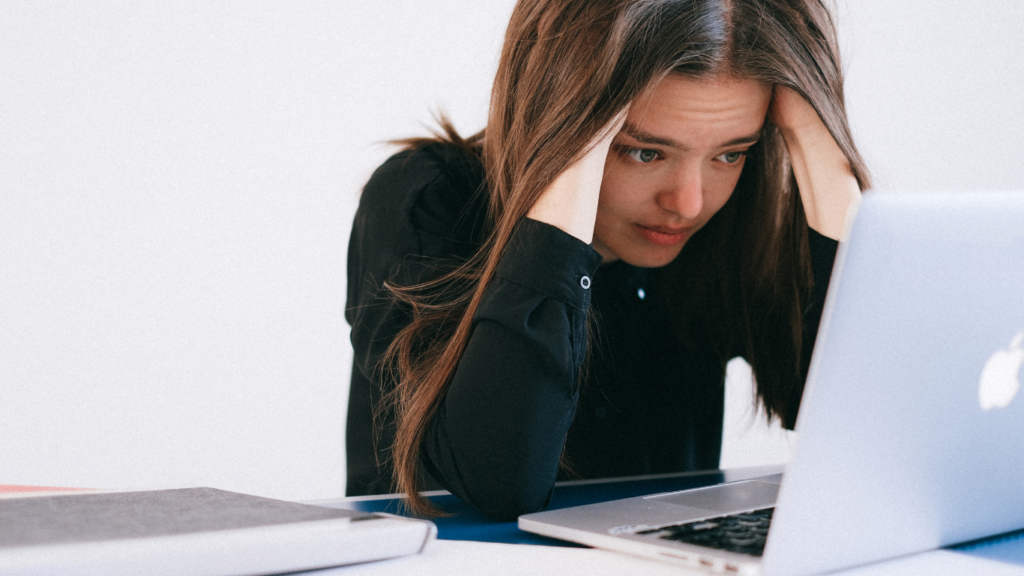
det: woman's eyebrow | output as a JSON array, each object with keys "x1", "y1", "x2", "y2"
[
  {"x1": 620, "y1": 121, "x2": 761, "y2": 149},
  {"x1": 621, "y1": 122, "x2": 678, "y2": 148},
  {"x1": 721, "y1": 133, "x2": 761, "y2": 147}
]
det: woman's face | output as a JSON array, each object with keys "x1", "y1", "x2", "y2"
[{"x1": 593, "y1": 74, "x2": 772, "y2": 267}]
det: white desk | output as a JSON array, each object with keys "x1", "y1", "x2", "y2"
[{"x1": 306, "y1": 538, "x2": 1024, "y2": 576}]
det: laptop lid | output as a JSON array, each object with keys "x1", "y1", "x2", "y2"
[{"x1": 764, "y1": 190, "x2": 1024, "y2": 575}]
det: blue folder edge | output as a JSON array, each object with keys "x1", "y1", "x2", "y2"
[
  {"x1": 951, "y1": 527, "x2": 1024, "y2": 566},
  {"x1": 339, "y1": 470, "x2": 729, "y2": 546}
]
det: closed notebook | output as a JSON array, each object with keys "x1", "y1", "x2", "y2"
[{"x1": 0, "y1": 487, "x2": 435, "y2": 576}]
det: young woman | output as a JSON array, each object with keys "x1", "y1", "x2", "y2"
[{"x1": 346, "y1": 0, "x2": 870, "y2": 520}]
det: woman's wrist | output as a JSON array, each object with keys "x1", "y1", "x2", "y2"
[
  {"x1": 526, "y1": 110, "x2": 628, "y2": 245},
  {"x1": 525, "y1": 144, "x2": 609, "y2": 244}
]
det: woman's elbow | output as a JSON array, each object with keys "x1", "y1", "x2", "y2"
[{"x1": 465, "y1": 481, "x2": 554, "y2": 522}]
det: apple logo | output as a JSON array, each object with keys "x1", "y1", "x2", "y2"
[{"x1": 979, "y1": 331, "x2": 1024, "y2": 411}]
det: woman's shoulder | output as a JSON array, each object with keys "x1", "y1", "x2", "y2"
[
  {"x1": 362, "y1": 141, "x2": 484, "y2": 215},
  {"x1": 354, "y1": 140, "x2": 489, "y2": 260}
]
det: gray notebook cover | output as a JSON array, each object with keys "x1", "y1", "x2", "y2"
[{"x1": 0, "y1": 487, "x2": 370, "y2": 548}]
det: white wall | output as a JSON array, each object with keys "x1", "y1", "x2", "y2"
[
  {"x1": 0, "y1": 0, "x2": 514, "y2": 500},
  {"x1": 840, "y1": 1, "x2": 1024, "y2": 192},
  {"x1": 2, "y1": 1, "x2": 1022, "y2": 500}
]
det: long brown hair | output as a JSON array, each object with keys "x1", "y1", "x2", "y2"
[{"x1": 378, "y1": 0, "x2": 870, "y2": 516}]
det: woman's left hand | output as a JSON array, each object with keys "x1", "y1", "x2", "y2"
[{"x1": 770, "y1": 86, "x2": 862, "y2": 241}]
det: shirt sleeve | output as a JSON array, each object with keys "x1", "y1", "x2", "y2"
[
  {"x1": 421, "y1": 218, "x2": 600, "y2": 520},
  {"x1": 346, "y1": 147, "x2": 490, "y2": 497}
]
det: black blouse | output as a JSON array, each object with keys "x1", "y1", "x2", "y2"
[{"x1": 345, "y1": 142, "x2": 838, "y2": 520}]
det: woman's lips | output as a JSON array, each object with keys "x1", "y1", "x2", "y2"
[{"x1": 634, "y1": 224, "x2": 693, "y2": 246}]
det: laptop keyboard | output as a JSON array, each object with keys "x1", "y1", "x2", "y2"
[{"x1": 636, "y1": 507, "x2": 774, "y2": 557}]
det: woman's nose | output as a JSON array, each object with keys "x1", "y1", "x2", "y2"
[{"x1": 656, "y1": 167, "x2": 703, "y2": 219}]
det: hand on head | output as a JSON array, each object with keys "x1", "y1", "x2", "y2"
[
  {"x1": 526, "y1": 107, "x2": 629, "y2": 245},
  {"x1": 769, "y1": 85, "x2": 862, "y2": 240},
  {"x1": 769, "y1": 85, "x2": 825, "y2": 137}
]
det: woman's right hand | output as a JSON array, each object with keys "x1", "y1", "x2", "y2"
[{"x1": 526, "y1": 109, "x2": 628, "y2": 245}]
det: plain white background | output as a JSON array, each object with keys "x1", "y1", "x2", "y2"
[{"x1": 1, "y1": 1, "x2": 1021, "y2": 500}]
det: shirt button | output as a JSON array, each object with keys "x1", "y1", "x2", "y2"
[{"x1": 580, "y1": 276, "x2": 591, "y2": 290}]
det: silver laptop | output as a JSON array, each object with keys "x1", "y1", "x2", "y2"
[{"x1": 520, "y1": 190, "x2": 1024, "y2": 576}]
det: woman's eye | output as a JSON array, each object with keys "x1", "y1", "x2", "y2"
[
  {"x1": 625, "y1": 148, "x2": 659, "y2": 163},
  {"x1": 716, "y1": 151, "x2": 746, "y2": 164}
]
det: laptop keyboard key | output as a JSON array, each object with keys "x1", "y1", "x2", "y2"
[{"x1": 649, "y1": 507, "x2": 774, "y2": 557}]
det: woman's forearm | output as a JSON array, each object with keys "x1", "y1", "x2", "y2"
[
  {"x1": 526, "y1": 112, "x2": 627, "y2": 244},
  {"x1": 771, "y1": 87, "x2": 861, "y2": 241},
  {"x1": 781, "y1": 123, "x2": 861, "y2": 241},
  {"x1": 421, "y1": 218, "x2": 599, "y2": 520}
]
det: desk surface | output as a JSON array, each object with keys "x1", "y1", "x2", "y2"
[{"x1": 312, "y1": 465, "x2": 1024, "y2": 574}]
